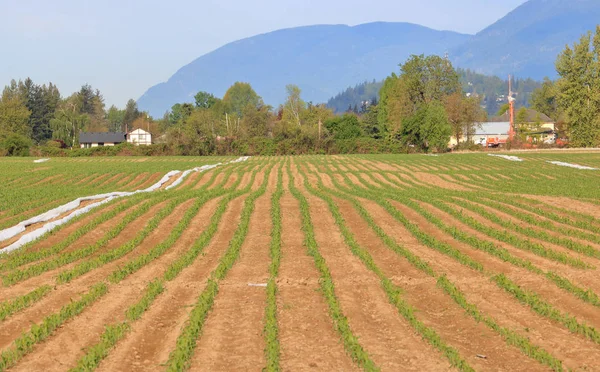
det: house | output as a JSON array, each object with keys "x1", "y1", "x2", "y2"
[
  {"x1": 449, "y1": 122, "x2": 511, "y2": 148},
  {"x1": 79, "y1": 132, "x2": 126, "y2": 148},
  {"x1": 490, "y1": 109, "x2": 556, "y2": 145},
  {"x1": 449, "y1": 109, "x2": 556, "y2": 148},
  {"x1": 127, "y1": 128, "x2": 152, "y2": 146}
]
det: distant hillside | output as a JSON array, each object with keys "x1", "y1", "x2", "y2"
[
  {"x1": 138, "y1": 23, "x2": 469, "y2": 117},
  {"x1": 327, "y1": 70, "x2": 541, "y2": 115},
  {"x1": 327, "y1": 80, "x2": 383, "y2": 113},
  {"x1": 450, "y1": 0, "x2": 600, "y2": 79}
]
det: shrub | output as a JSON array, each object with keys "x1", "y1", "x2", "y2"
[{"x1": 1, "y1": 134, "x2": 32, "y2": 156}]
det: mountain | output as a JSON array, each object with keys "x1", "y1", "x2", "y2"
[
  {"x1": 138, "y1": 23, "x2": 469, "y2": 117},
  {"x1": 450, "y1": 0, "x2": 600, "y2": 79}
]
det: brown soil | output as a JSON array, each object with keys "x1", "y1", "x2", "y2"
[
  {"x1": 84, "y1": 174, "x2": 112, "y2": 188},
  {"x1": 74, "y1": 174, "x2": 99, "y2": 186},
  {"x1": 359, "y1": 197, "x2": 600, "y2": 370},
  {"x1": 455, "y1": 198, "x2": 600, "y2": 254},
  {"x1": 0, "y1": 200, "x2": 128, "y2": 270},
  {"x1": 276, "y1": 176, "x2": 358, "y2": 371},
  {"x1": 369, "y1": 173, "x2": 401, "y2": 188},
  {"x1": 524, "y1": 195, "x2": 600, "y2": 217},
  {"x1": 369, "y1": 161, "x2": 403, "y2": 171},
  {"x1": 122, "y1": 173, "x2": 150, "y2": 189},
  {"x1": 206, "y1": 172, "x2": 226, "y2": 190},
  {"x1": 335, "y1": 196, "x2": 545, "y2": 371},
  {"x1": 188, "y1": 169, "x2": 276, "y2": 371},
  {"x1": 394, "y1": 200, "x2": 600, "y2": 330},
  {"x1": 446, "y1": 201, "x2": 596, "y2": 267},
  {"x1": 12, "y1": 198, "x2": 204, "y2": 371},
  {"x1": 292, "y1": 170, "x2": 451, "y2": 370},
  {"x1": 413, "y1": 172, "x2": 472, "y2": 191},
  {"x1": 0, "y1": 199, "x2": 190, "y2": 353},
  {"x1": 29, "y1": 174, "x2": 63, "y2": 187},
  {"x1": 0, "y1": 201, "x2": 168, "y2": 303},
  {"x1": 134, "y1": 173, "x2": 162, "y2": 191},
  {"x1": 419, "y1": 199, "x2": 600, "y2": 290},
  {"x1": 97, "y1": 195, "x2": 248, "y2": 372},
  {"x1": 97, "y1": 173, "x2": 127, "y2": 188},
  {"x1": 115, "y1": 174, "x2": 135, "y2": 187},
  {"x1": 222, "y1": 173, "x2": 239, "y2": 189},
  {"x1": 177, "y1": 170, "x2": 202, "y2": 189},
  {"x1": 193, "y1": 169, "x2": 219, "y2": 190},
  {"x1": 158, "y1": 172, "x2": 181, "y2": 190}
]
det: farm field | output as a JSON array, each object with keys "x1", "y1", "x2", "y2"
[{"x1": 1, "y1": 152, "x2": 600, "y2": 371}]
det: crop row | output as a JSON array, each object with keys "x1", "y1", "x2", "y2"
[
  {"x1": 166, "y1": 163, "x2": 272, "y2": 371},
  {"x1": 300, "y1": 158, "x2": 566, "y2": 370}
]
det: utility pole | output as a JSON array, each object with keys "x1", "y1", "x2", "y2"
[{"x1": 508, "y1": 75, "x2": 516, "y2": 142}]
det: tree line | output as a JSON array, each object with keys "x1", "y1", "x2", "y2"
[
  {"x1": 0, "y1": 55, "x2": 489, "y2": 156},
  {"x1": 529, "y1": 25, "x2": 600, "y2": 147},
  {"x1": 0, "y1": 80, "x2": 149, "y2": 155}
]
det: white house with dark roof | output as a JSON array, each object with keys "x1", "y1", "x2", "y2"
[
  {"x1": 127, "y1": 128, "x2": 152, "y2": 146},
  {"x1": 79, "y1": 132, "x2": 127, "y2": 148}
]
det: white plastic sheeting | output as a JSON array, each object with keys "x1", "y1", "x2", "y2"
[
  {"x1": 0, "y1": 156, "x2": 250, "y2": 254},
  {"x1": 488, "y1": 154, "x2": 524, "y2": 162},
  {"x1": 547, "y1": 161, "x2": 598, "y2": 170},
  {"x1": 165, "y1": 163, "x2": 222, "y2": 190},
  {"x1": 33, "y1": 158, "x2": 50, "y2": 163}
]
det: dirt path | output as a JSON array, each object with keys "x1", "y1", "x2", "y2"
[
  {"x1": 97, "y1": 194, "x2": 248, "y2": 372},
  {"x1": 188, "y1": 169, "x2": 276, "y2": 371},
  {"x1": 335, "y1": 196, "x2": 547, "y2": 371},
  {"x1": 358, "y1": 197, "x2": 600, "y2": 370},
  {"x1": 294, "y1": 176, "x2": 451, "y2": 370},
  {"x1": 12, "y1": 197, "x2": 209, "y2": 371}
]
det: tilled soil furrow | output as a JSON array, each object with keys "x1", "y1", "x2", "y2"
[
  {"x1": 207, "y1": 172, "x2": 226, "y2": 190},
  {"x1": 276, "y1": 186, "x2": 357, "y2": 371},
  {"x1": 357, "y1": 197, "x2": 600, "y2": 370},
  {"x1": 335, "y1": 196, "x2": 547, "y2": 371},
  {"x1": 0, "y1": 200, "x2": 189, "y2": 350},
  {"x1": 447, "y1": 202, "x2": 597, "y2": 265},
  {"x1": 299, "y1": 187, "x2": 451, "y2": 371},
  {"x1": 419, "y1": 201, "x2": 600, "y2": 296},
  {"x1": 188, "y1": 171, "x2": 276, "y2": 371},
  {"x1": 394, "y1": 200, "x2": 600, "y2": 330},
  {"x1": 0, "y1": 201, "x2": 168, "y2": 302},
  {"x1": 96, "y1": 194, "x2": 248, "y2": 372},
  {"x1": 11, "y1": 196, "x2": 223, "y2": 371}
]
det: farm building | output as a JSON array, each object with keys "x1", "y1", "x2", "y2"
[
  {"x1": 449, "y1": 109, "x2": 556, "y2": 148},
  {"x1": 79, "y1": 132, "x2": 127, "y2": 148},
  {"x1": 127, "y1": 128, "x2": 152, "y2": 146}
]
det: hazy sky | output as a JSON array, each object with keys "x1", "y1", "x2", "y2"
[{"x1": 0, "y1": 0, "x2": 528, "y2": 108}]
